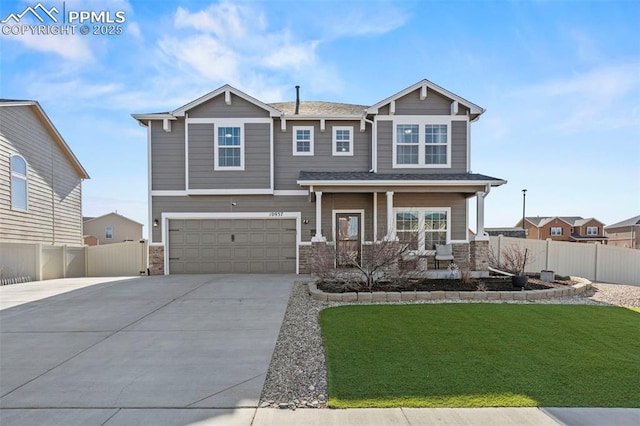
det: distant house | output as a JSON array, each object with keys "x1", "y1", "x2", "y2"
[
  {"x1": 83, "y1": 212, "x2": 143, "y2": 245},
  {"x1": 515, "y1": 216, "x2": 607, "y2": 243},
  {"x1": 605, "y1": 215, "x2": 640, "y2": 249},
  {"x1": 0, "y1": 100, "x2": 89, "y2": 245},
  {"x1": 485, "y1": 227, "x2": 526, "y2": 238}
]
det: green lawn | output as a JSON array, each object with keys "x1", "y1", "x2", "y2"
[{"x1": 319, "y1": 304, "x2": 640, "y2": 408}]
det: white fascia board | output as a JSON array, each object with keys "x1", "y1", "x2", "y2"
[
  {"x1": 186, "y1": 189, "x2": 274, "y2": 195},
  {"x1": 273, "y1": 190, "x2": 308, "y2": 196},
  {"x1": 366, "y1": 79, "x2": 485, "y2": 116},
  {"x1": 172, "y1": 84, "x2": 282, "y2": 117},
  {"x1": 281, "y1": 114, "x2": 365, "y2": 120},
  {"x1": 132, "y1": 113, "x2": 176, "y2": 121},
  {"x1": 297, "y1": 179, "x2": 507, "y2": 187}
]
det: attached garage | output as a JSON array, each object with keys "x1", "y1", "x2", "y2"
[{"x1": 167, "y1": 218, "x2": 297, "y2": 274}]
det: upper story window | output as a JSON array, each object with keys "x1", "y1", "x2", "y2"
[
  {"x1": 395, "y1": 208, "x2": 450, "y2": 252},
  {"x1": 392, "y1": 116, "x2": 453, "y2": 168},
  {"x1": 10, "y1": 154, "x2": 28, "y2": 211},
  {"x1": 550, "y1": 227, "x2": 563, "y2": 236},
  {"x1": 105, "y1": 226, "x2": 113, "y2": 239},
  {"x1": 333, "y1": 126, "x2": 353, "y2": 156},
  {"x1": 586, "y1": 226, "x2": 598, "y2": 235},
  {"x1": 215, "y1": 126, "x2": 244, "y2": 170},
  {"x1": 293, "y1": 126, "x2": 314, "y2": 156}
]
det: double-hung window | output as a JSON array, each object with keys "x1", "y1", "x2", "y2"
[
  {"x1": 215, "y1": 126, "x2": 243, "y2": 170},
  {"x1": 396, "y1": 124, "x2": 419, "y2": 164},
  {"x1": 10, "y1": 154, "x2": 28, "y2": 210},
  {"x1": 586, "y1": 226, "x2": 598, "y2": 235},
  {"x1": 393, "y1": 117, "x2": 453, "y2": 168},
  {"x1": 293, "y1": 126, "x2": 314, "y2": 156},
  {"x1": 333, "y1": 126, "x2": 353, "y2": 156},
  {"x1": 395, "y1": 208, "x2": 450, "y2": 251},
  {"x1": 105, "y1": 226, "x2": 113, "y2": 239}
]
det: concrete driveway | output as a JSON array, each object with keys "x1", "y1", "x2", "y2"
[{"x1": 0, "y1": 274, "x2": 295, "y2": 425}]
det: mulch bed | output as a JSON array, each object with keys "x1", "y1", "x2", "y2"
[{"x1": 317, "y1": 275, "x2": 576, "y2": 293}]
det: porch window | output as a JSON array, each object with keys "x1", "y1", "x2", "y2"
[
  {"x1": 551, "y1": 227, "x2": 562, "y2": 236},
  {"x1": 293, "y1": 126, "x2": 314, "y2": 155},
  {"x1": 586, "y1": 226, "x2": 598, "y2": 235},
  {"x1": 395, "y1": 208, "x2": 450, "y2": 251},
  {"x1": 10, "y1": 154, "x2": 28, "y2": 210},
  {"x1": 333, "y1": 126, "x2": 353, "y2": 156},
  {"x1": 215, "y1": 126, "x2": 243, "y2": 170}
]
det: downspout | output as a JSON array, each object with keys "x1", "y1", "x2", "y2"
[{"x1": 363, "y1": 116, "x2": 376, "y2": 172}]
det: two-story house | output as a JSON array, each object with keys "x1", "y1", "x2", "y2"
[
  {"x1": 83, "y1": 212, "x2": 144, "y2": 245},
  {"x1": 133, "y1": 80, "x2": 506, "y2": 275},
  {"x1": 605, "y1": 215, "x2": 640, "y2": 249},
  {"x1": 516, "y1": 216, "x2": 608, "y2": 243}
]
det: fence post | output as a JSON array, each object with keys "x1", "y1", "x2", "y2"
[
  {"x1": 497, "y1": 235, "x2": 503, "y2": 264},
  {"x1": 594, "y1": 243, "x2": 599, "y2": 282},
  {"x1": 546, "y1": 239, "x2": 551, "y2": 270},
  {"x1": 62, "y1": 245, "x2": 67, "y2": 278},
  {"x1": 35, "y1": 243, "x2": 42, "y2": 281}
]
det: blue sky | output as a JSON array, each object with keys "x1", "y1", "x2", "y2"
[{"x1": 1, "y1": 0, "x2": 639, "y2": 238}]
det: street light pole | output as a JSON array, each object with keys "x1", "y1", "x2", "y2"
[{"x1": 522, "y1": 189, "x2": 527, "y2": 232}]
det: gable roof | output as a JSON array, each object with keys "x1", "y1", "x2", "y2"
[
  {"x1": 524, "y1": 216, "x2": 604, "y2": 228},
  {"x1": 0, "y1": 100, "x2": 89, "y2": 179},
  {"x1": 171, "y1": 84, "x2": 282, "y2": 117},
  {"x1": 83, "y1": 212, "x2": 143, "y2": 226},
  {"x1": 366, "y1": 79, "x2": 485, "y2": 117},
  {"x1": 605, "y1": 215, "x2": 640, "y2": 229}
]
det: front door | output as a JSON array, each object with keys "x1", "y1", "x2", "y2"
[{"x1": 335, "y1": 213, "x2": 361, "y2": 267}]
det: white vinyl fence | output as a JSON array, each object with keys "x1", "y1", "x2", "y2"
[
  {"x1": 0, "y1": 240, "x2": 148, "y2": 283},
  {"x1": 490, "y1": 236, "x2": 640, "y2": 285}
]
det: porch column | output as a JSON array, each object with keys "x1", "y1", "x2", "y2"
[
  {"x1": 385, "y1": 191, "x2": 396, "y2": 240},
  {"x1": 473, "y1": 190, "x2": 489, "y2": 241},
  {"x1": 312, "y1": 191, "x2": 325, "y2": 242}
]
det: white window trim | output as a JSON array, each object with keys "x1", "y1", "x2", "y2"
[
  {"x1": 586, "y1": 226, "x2": 598, "y2": 235},
  {"x1": 293, "y1": 125, "x2": 314, "y2": 156},
  {"x1": 332, "y1": 126, "x2": 354, "y2": 156},
  {"x1": 393, "y1": 207, "x2": 451, "y2": 253},
  {"x1": 105, "y1": 226, "x2": 113, "y2": 239},
  {"x1": 10, "y1": 154, "x2": 28, "y2": 211},
  {"x1": 551, "y1": 227, "x2": 563, "y2": 236},
  {"x1": 214, "y1": 121, "x2": 245, "y2": 171},
  {"x1": 391, "y1": 116, "x2": 454, "y2": 169}
]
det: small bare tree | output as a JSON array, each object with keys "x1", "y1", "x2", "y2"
[{"x1": 488, "y1": 243, "x2": 534, "y2": 276}]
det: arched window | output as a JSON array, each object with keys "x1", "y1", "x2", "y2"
[{"x1": 10, "y1": 154, "x2": 27, "y2": 210}]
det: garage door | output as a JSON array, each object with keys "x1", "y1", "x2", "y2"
[{"x1": 168, "y1": 219, "x2": 296, "y2": 274}]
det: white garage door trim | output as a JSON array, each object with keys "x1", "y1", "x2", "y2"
[{"x1": 161, "y1": 212, "x2": 301, "y2": 274}]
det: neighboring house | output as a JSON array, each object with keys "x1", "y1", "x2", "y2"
[
  {"x1": 133, "y1": 79, "x2": 506, "y2": 275},
  {"x1": 83, "y1": 212, "x2": 144, "y2": 245},
  {"x1": 485, "y1": 227, "x2": 526, "y2": 238},
  {"x1": 0, "y1": 100, "x2": 89, "y2": 245},
  {"x1": 605, "y1": 215, "x2": 640, "y2": 249},
  {"x1": 515, "y1": 216, "x2": 607, "y2": 243}
]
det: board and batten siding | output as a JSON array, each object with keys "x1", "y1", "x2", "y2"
[
  {"x1": 375, "y1": 120, "x2": 468, "y2": 174},
  {"x1": 151, "y1": 195, "x2": 315, "y2": 243},
  {"x1": 151, "y1": 119, "x2": 185, "y2": 191},
  {"x1": 0, "y1": 105, "x2": 83, "y2": 245},
  {"x1": 187, "y1": 93, "x2": 271, "y2": 119},
  {"x1": 188, "y1": 122, "x2": 271, "y2": 190},
  {"x1": 274, "y1": 120, "x2": 372, "y2": 190}
]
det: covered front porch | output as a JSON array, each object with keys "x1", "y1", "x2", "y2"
[{"x1": 296, "y1": 171, "x2": 505, "y2": 275}]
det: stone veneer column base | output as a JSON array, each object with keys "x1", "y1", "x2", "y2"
[
  {"x1": 298, "y1": 244, "x2": 313, "y2": 274},
  {"x1": 149, "y1": 245, "x2": 165, "y2": 275},
  {"x1": 452, "y1": 243, "x2": 470, "y2": 270},
  {"x1": 470, "y1": 239, "x2": 490, "y2": 272}
]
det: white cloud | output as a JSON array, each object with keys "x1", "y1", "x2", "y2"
[
  {"x1": 322, "y1": 7, "x2": 409, "y2": 39},
  {"x1": 10, "y1": 32, "x2": 93, "y2": 61}
]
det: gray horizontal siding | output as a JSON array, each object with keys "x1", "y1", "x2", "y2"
[
  {"x1": 376, "y1": 120, "x2": 467, "y2": 174},
  {"x1": 187, "y1": 93, "x2": 270, "y2": 118},
  {"x1": 274, "y1": 120, "x2": 372, "y2": 190},
  {"x1": 151, "y1": 120, "x2": 185, "y2": 190},
  {"x1": 378, "y1": 88, "x2": 471, "y2": 116},
  {"x1": 0, "y1": 105, "x2": 83, "y2": 245},
  {"x1": 188, "y1": 122, "x2": 271, "y2": 189},
  {"x1": 151, "y1": 195, "x2": 315, "y2": 243}
]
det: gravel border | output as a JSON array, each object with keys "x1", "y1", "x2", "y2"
[{"x1": 260, "y1": 280, "x2": 640, "y2": 409}]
